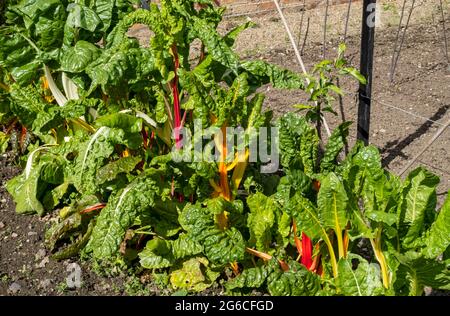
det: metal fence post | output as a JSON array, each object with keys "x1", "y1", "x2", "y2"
[
  {"x1": 141, "y1": 0, "x2": 150, "y2": 10},
  {"x1": 357, "y1": 0, "x2": 377, "y2": 145}
]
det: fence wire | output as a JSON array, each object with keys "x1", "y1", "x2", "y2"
[
  {"x1": 223, "y1": 1, "x2": 306, "y2": 18},
  {"x1": 211, "y1": 1, "x2": 450, "y2": 179}
]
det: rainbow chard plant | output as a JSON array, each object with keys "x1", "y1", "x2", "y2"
[
  {"x1": 225, "y1": 114, "x2": 449, "y2": 295},
  {"x1": 0, "y1": 0, "x2": 448, "y2": 296}
]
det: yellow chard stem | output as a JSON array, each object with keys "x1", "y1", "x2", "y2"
[
  {"x1": 231, "y1": 149, "x2": 249, "y2": 193},
  {"x1": 69, "y1": 118, "x2": 96, "y2": 133},
  {"x1": 336, "y1": 228, "x2": 345, "y2": 259},
  {"x1": 0, "y1": 82, "x2": 9, "y2": 91},
  {"x1": 218, "y1": 124, "x2": 231, "y2": 201},
  {"x1": 370, "y1": 228, "x2": 390, "y2": 289},
  {"x1": 209, "y1": 179, "x2": 222, "y2": 194},
  {"x1": 323, "y1": 234, "x2": 338, "y2": 278}
]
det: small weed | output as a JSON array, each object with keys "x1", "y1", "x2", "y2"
[
  {"x1": 383, "y1": 3, "x2": 398, "y2": 14},
  {"x1": 0, "y1": 274, "x2": 9, "y2": 284},
  {"x1": 124, "y1": 276, "x2": 149, "y2": 296},
  {"x1": 56, "y1": 281, "x2": 68, "y2": 294}
]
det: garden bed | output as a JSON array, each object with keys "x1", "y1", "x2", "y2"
[{"x1": 1, "y1": 0, "x2": 449, "y2": 296}]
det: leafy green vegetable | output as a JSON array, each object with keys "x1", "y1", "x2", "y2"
[
  {"x1": 87, "y1": 169, "x2": 165, "y2": 259},
  {"x1": 247, "y1": 192, "x2": 277, "y2": 252},
  {"x1": 336, "y1": 254, "x2": 384, "y2": 296},
  {"x1": 1, "y1": 0, "x2": 448, "y2": 297},
  {"x1": 422, "y1": 193, "x2": 450, "y2": 259}
]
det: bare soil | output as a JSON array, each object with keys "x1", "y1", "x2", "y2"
[{"x1": 1, "y1": 0, "x2": 449, "y2": 295}]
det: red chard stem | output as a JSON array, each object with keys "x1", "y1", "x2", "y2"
[{"x1": 301, "y1": 232, "x2": 313, "y2": 270}]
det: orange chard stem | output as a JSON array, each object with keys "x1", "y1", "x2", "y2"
[
  {"x1": 149, "y1": 131, "x2": 155, "y2": 150},
  {"x1": 313, "y1": 179, "x2": 321, "y2": 192},
  {"x1": 80, "y1": 203, "x2": 106, "y2": 214},
  {"x1": 230, "y1": 262, "x2": 240, "y2": 275},
  {"x1": 5, "y1": 119, "x2": 18, "y2": 134},
  {"x1": 245, "y1": 247, "x2": 289, "y2": 272},
  {"x1": 20, "y1": 126, "x2": 27, "y2": 152},
  {"x1": 343, "y1": 229, "x2": 350, "y2": 258},
  {"x1": 317, "y1": 263, "x2": 324, "y2": 277},
  {"x1": 310, "y1": 243, "x2": 322, "y2": 273},
  {"x1": 219, "y1": 124, "x2": 231, "y2": 201}
]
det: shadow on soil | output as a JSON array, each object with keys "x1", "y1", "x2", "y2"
[{"x1": 380, "y1": 104, "x2": 450, "y2": 167}]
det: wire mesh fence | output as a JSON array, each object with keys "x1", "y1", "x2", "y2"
[{"x1": 218, "y1": 0, "x2": 449, "y2": 188}]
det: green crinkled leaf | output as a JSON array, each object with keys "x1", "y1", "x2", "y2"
[
  {"x1": 202, "y1": 227, "x2": 246, "y2": 265},
  {"x1": 66, "y1": 3, "x2": 101, "y2": 33},
  {"x1": 42, "y1": 181, "x2": 70, "y2": 211},
  {"x1": 85, "y1": 41, "x2": 156, "y2": 94},
  {"x1": 139, "y1": 233, "x2": 203, "y2": 271},
  {"x1": 247, "y1": 192, "x2": 276, "y2": 252},
  {"x1": 172, "y1": 233, "x2": 204, "y2": 260},
  {"x1": 399, "y1": 167, "x2": 439, "y2": 249},
  {"x1": 6, "y1": 163, "x2": 44, "y2": 215},
  {"x1": 73, "y1": 125, "x2": 141, "y2": 194},
  {"x1": 170, "y1": 257, "x2": 220, "y2": 292},
  {"x1": 274, "y1": 169, "x2": 312, "y2": 207},
  {"x1": 317, "y1": 172, "x2": 349, "y2": 234},
  {"x1": 5, "y1": 146, "x2": 65, "y2": 216},
  {"x1": 51, "y1": 220, "x2": 95, "y2": 260},
  {"x1": 353, "y1": 168, "x2": 401, "y2": 239},
  {"x1": 277, "y1": 112, "x2": 318, "y2": 170},
  {"x1": 96, "y1": 156, "x2": 141, "y2": 185},
  {"x1": 286, "y1": 193, "x2": 324, "y2": 241},
  {"x1": 300, "y1": 126, "x2": 318, "y2": 176},
  {"x1": 93, "y1": 0, "x2": 115, "y2": 32},
  {"x1": 225, "y1": 265, "x2": 269, "y2": 292},
  {"x1": 87, "y1": 169, "x2": 163, "y2": 259},
  {"x1": 365, "y1": 211, "x2": 397, "y2": 226},
  {"x1": 45, "y1": 211, "x2": 83, "y2": 251},
  {"x1": 226, "y1": 259, "x2": 321, "y2": 296},
  {"x1": 394, "y1": 251, "x2": 450, "y2": 295},
  {"x1": 266, "y1": 264, "x2": 321, "y2": 296},
  {"x1": 362, "y1": 171, "x2": 401, "y2": 215},
  {"x1": 39, "y1": 153, "x2": 65, "y2": 184},
  {"x1": 179, "y1": 201, "x2": 246, "y2": 265},
  {"x1": 242, "y1": 60, "x2": 306, "y2": 90},
  {"x1": 139, "y1": 238, "x2": 174, "y2": 269},
  {"x1": 275, "y1": 210, "x2": 292, "y2": 248},
  {"x1": 0, "y1": 1, "x2": 66, "y2": 83},
  {"x1": 8, "y1": 84, "x2": 61, "y2": 137},
  {"x1": 60, "y1": 40, "x2": 101, "y2": 73},
  {"x1": 179, "y1": 203, "x2": 213, "y2": 235},
  {"x1": 320, "y1": 121, "x2": 351, "y2": 173},
  {"x1": 336, "y1": 254, "x2": 384, "y2": 296},
  {"x1": 342, "y1": 145, "x2": 384, "y2": 201},
  {"x1": 421, "y1": 192, "x2": 450, "y2": 259},
  {"x1": 73, "y1": 126, "x2": 116, "y2": 194},
  {"x1": 190, "y1": 16, "x2": 240, "y2": 73},
  {"x1": 95, "y1": 112, "x2": 143, "y2": 134}
]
